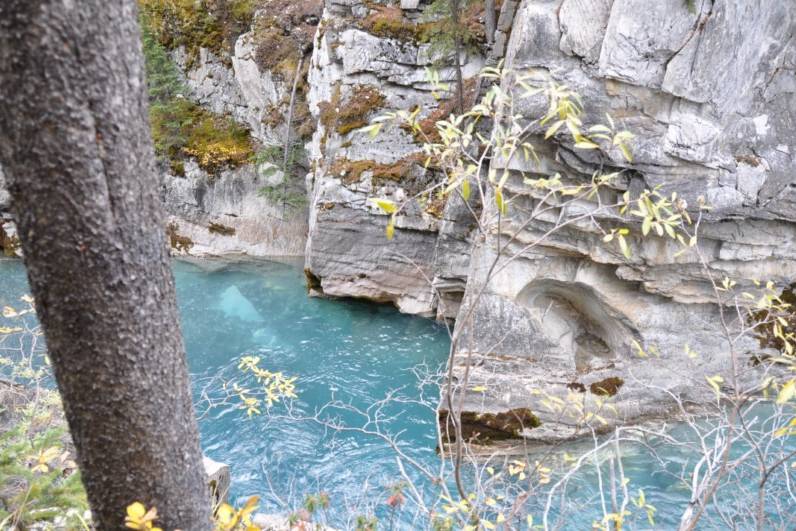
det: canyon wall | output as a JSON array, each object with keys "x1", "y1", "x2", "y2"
[
  {"x1": 144, "y1": 0, "x2": 322, "y2": 258},
  {"x1": 449, "y1": 0, "x2": 796, "y2": 443},
  {"x1": 0, "y1": 0, "x2": 794, "y2": 444},
  {"x1": 300, "y1": 0, "x2": 795, "y2": 443},
  {"x1": 302, "y1": 0, "x2": 487, "y2": 316}
]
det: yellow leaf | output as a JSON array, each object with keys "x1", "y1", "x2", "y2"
[
  {"x1": 777, "y1": 379, "x2": 796, "y2": 405},
  {"x1": 706, "y1": 375, "x2": 724, "y2": 396},
  {"x1": 495, "y1": 188, "x2": 507, "y2": 215},
  {"x1": 574, "y1": 141, "x2": 600, "y2": 150},
  {"x1": 216, "y1": 504, "x2": 235, "y2": 525},
  {"x1": 386, "y1": 217, "x2": 395, "y2": 240},
  {"x1": 618, "y1": 234, "x2": 631, "y2": 259},
  {"x1": 471, "y1": 386, "x2": 487, "y2": 393},
  {"x1": 2, "y1": 306, "x2": 18, "y2": 318},
  {"x1": 371, "y1": 198, "x2": 397, "y2": 214}
]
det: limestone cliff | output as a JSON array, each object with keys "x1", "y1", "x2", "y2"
[
  {"x1": 147, "y1": 0, "x2": 321, "y2": 258},
  {"x1": 303, "y1": 0, "x2": 489, "y2": 316},
  {"x1": 297, "y1": 0, "x2": 795, "y2": 444},
  {"x1": 449, "y1": 0, "x2": 796, "y2": 443}
]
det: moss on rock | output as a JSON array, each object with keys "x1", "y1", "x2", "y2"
[
  {"x1": 139, "y1": 0, "x2": 257, "y2": 68},
  {"x1": 439, "y1": 407, "x2": 541, "y2": 444},
  {"x1": 167, "y1": 222, "x2": 194, "y2": 253},
  {"x1": 150, "y1": 98, "x2": 253, "y2": 175},
  {"x1": 589, "y1": 377, "x2": 624, "y2": 397},
  {"x1": 327, "y1": 154, "x2": 426, "y2": 188},
  {"x1": 319, "y1": 84, "x2": 386, "y2": 136}
]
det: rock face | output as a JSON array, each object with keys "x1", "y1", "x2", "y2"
[
  {"x1": 448, "y1": 0, "x2": 796, "y2": 443},
  {"x1": 303, "y1": 0, "x2": 486, "y2": 316},
  {"x1": 158, "y1": 2, "x2": 321, "y2": 258},
  {"x1": 162, "y1": 160, "x2": 307, "y2": 257}
]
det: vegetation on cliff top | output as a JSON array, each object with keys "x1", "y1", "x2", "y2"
[
  {"x1": 139, "y1": 0, "x2": 258, "y2": 67},
  {"x1": 141, "y1": 15, "x2": 254, "y2": 175},
  {"x1": 359, "y1": 1, "x2": 488, "y2": 47}
]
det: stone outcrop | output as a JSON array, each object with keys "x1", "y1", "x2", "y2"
[
  {"x1": 162, "y1": 160, "x2": 307, "y2": 257},
  {"x1": 158, "y1": 1, "x2": 321, "y2": 258},
  {"x1": 448, "y1": 0, "x2": 796, "y2": 444},
  {"x1": 302, "y1": 0, "x2": 487, "y2": 316}
]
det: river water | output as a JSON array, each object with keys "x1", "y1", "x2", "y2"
[{"x1": 1, "y1": 258, "x2": 794, "y2": 529}]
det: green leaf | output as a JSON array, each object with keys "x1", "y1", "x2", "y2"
[
  {"x1": 461, "y1": 179, "x2": 471, "y2": 201},
  {"x1": 495, "y1": 188, "x2": 507, "y2": 215}
]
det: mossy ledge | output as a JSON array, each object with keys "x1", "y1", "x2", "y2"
[
  {"x1": 358, "y1": 2, "x2": 488, "y2": 45},
  {"x1": 589, "y1": 377, "x2": 624, "y2": 397},
  {"x1": 318, "y1": 84, "x2": 386, "y2": 136},
  {"x1": 150, "y1": 99, "x2": 254, "y2": 176},
  {"x1": 327, "y1": 154, "x2": 426, "y2": 189},
  {"x1": 208, "y1": 222, "x2": 236, "y2": 236},
  {"x1": 141, "y1": 9, "x2": 255, "y2": 176},
  {"x1": 438, "y1": 408, "x2": 541, "y2": 444}
]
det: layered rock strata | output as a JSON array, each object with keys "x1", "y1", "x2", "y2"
[{"x1": 448, "y1": 0, "x2": 796, "y2": 444}]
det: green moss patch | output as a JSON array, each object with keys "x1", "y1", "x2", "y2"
[
  {"x1": 150, "y1": 98, "x2": 253, "y2": 175},
  {"x1": 141, "y1": 14, "x2": 254, "y2": 175},
  {"x1": 358, "y1": 1, "x2": 488, "y2": 45}
]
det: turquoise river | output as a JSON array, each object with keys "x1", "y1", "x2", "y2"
[{"x1": 1, "y1": 258, "x2": 794, "y2": 529}]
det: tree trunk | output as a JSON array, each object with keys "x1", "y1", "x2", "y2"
[
  {"x1": 485, "y1": 0, "x2": 496, "y2": 45},
  {"x1": 0, "y1": 2, "x2": 212, "y2": 530}
]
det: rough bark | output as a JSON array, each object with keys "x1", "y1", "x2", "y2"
[{"x1": 0, "y1": 1, "x2": 212, "y2": 530}]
